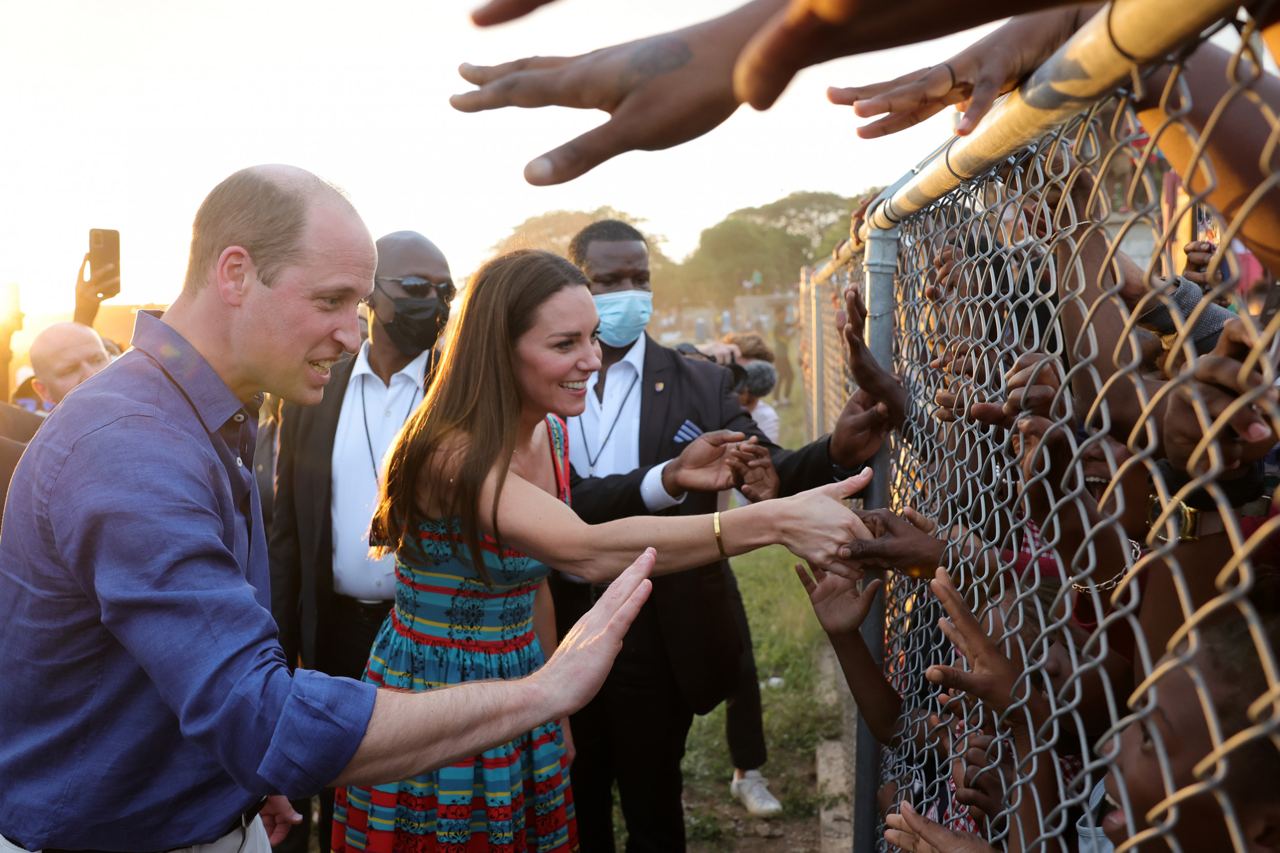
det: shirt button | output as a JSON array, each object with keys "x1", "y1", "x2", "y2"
[
  {"x1": 233, "y1": 413, "x2": 245, "y2": 423},
  {"x1": 236, "y1": 457, "x2": 244, "y2": 467}
]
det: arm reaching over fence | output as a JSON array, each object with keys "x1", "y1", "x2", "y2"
[
  {"x1": 451, "y1": 0, "x2": 785, "y2": 185},
  {"x1": 828, "y1": 5, "x2": 1094, "y2": 137}
]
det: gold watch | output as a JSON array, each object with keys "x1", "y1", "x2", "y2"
[
  {"x1": 1148, "y1": 495, "x2": 1217, "y2": 542},
  {"x1": 1147, "y1": 494, "x2": 1269, "y2": 542}
]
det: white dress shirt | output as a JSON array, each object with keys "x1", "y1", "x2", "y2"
[
  {"x1": 330, "y1": 343, "x2": 430, "y2": 601},
  {"x1": 568, "y1": 334, "x2": 682, "y2": 514},
  {"x1": 752, "y1": 401, "x2": 780, "y2": 444}
]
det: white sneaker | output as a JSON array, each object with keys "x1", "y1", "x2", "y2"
[{"x1": 730, "y1": 770, "x2": 783, "y2": 817}]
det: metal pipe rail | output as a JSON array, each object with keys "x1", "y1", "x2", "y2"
[{"x1": 810, "y1": 0, "x2": 1239, "y2": 293}]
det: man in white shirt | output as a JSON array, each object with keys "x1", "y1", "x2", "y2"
[
  {"x1": 268, "y1": 230, "x2": 453, "y2": 851},
  {"x1": 556, "y1": 219, "x2": 893, "y2": 852}
]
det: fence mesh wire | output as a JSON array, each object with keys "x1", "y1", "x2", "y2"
[{"x1": 799, "y1": 9, "x2": 1280, "y2": 851}]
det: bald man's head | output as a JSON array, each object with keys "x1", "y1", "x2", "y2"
[
  {"x1": 374, "y1": 232, "x2": 449, "y2": 277},
  {"x1": 182, "y1": 164, "x2": 359, "y2": 293},
  {"x1": 30, "y1": 322, "x2": 111, "y2": 405}
]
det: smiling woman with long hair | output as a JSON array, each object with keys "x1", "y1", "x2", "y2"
[{"x1": 331, "y1": 249, "x2": 870, "y2": 852}]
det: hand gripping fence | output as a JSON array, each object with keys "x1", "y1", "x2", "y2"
[{"x1": 797, "y1": 2, "x2": 1280, "y2": 850}]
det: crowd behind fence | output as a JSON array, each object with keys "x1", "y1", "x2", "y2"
[{"x1": 798, "y1": 3, "x2": 1280, "y2": 850}]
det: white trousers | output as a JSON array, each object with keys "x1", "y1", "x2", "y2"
[{"x1": 0, "y1": 816, "x2": 270, "y2": 853}]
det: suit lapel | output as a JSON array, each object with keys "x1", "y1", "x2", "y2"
[
  {"x1": 639, "y1": 335, "x2": 676, "y2": 465},
  {"x1": 303, "y1": 356, "x2": 355, "y2": 553}
]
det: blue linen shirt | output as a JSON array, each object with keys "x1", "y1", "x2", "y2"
[{"x1": 0, "y1": 312, "x2": 377, "y2": 851}]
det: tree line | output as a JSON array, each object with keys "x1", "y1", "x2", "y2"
[{"x1": 491, "y1": 190, "x2": 880, "y2": 308}]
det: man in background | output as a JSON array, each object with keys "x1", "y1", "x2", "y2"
[
  {"x1": 269, "y1": 230, "x2": 453, "y2": 851},
  {"x1": 29, "y1": 321, "x2": 111, "y2": 408},
  {"x1": 558, "y1": 219, "x2": 890, "y2": 851}
]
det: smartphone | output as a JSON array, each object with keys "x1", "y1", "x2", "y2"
[{"x1": 88, "y1": 228, "x2": 121, "y2": 300}]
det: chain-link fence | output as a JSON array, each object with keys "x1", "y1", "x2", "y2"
[{"x1": 798, "y1": 3, "x2": 1280, "y2": 850}]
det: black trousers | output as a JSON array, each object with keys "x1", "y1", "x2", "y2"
[
  {"x1": 723, "y1": 566, "x2": 767, "y2": 771},
  {"x1": 551, "y1": 577, "x2": 694, "y2": 853},
  {"x1": 273, "y1": 594, "x2": 392, "y2": 853}
]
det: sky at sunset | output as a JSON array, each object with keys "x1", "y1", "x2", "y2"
[{"x1": 0, "y1": 0, "x2": 993, "y2": 345}]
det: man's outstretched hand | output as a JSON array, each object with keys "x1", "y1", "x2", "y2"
[
  {"x1": 451, "y1": 3, "x2": 782, "y2": 185},
  {"x1": 662, "y1": 429, "x2": 748, "y2": 497}
]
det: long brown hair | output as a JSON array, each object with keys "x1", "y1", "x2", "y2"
[{"x1": 370, "y1": 249, "x2": 590, "y2": 582}]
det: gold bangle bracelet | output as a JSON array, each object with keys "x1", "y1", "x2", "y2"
[{"x1": 713, "y1": 511, "x2": 728, "y2": 559}]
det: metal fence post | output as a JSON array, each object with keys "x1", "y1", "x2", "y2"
[
  {"x1": 852, "y1": 225, "x2": 899, "y2": 853},
  {"x1": 809, "y1": 265, "x2": 826, "y2": 435}
]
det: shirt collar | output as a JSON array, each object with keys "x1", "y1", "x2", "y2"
[
  {"x1": 350, "y1": 341, "x2": 432, "y2": 386},
  {"x1": 619, "y1": 333, "x2": 646, "y2": 372},
  {"x1": 130, "y1": 310, "x2": 250, "y2": 434},
  {"x1": 587, "y1": 333, "x2": 645, "y2": 397}
]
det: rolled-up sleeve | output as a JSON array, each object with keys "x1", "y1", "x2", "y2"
[{"x1": 48, "y1": 417, "x2": 376, "y2": 798}]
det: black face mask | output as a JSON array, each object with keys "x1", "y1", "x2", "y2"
[{"x1": 374, "y1": 282, "x2": 450, "y2": 357}]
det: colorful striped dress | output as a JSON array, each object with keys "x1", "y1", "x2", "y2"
[{"x1": 332, "y1": 416, "x2": 577, "y2": 853}]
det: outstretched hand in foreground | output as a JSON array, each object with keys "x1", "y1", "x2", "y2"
[
  {"x1": 451, "y1": 2, "x2": 785, "y2": 185},
  {"x1": 826, "y1": 5, "x2": 1089, "y2": 138}
]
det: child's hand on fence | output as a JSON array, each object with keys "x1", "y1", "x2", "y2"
[
  {"x1": 1181, "y1": 240, "x2": 1218, "y2": 289},
  {"x1": 1009, "y1": 415, "x2": 1083, "y2": 523},
  {"x1": 930, "y1": 342, "x2": 996, "y2": 423},
  {"x1": 1163, "y1": 316, "x2": 1278, "y2": 478},
  {"x1": 883, "y1": 800, "x2": 999, "y2": 853},
  {"x1": 925, "y1": 569, "x2": 1039, "y2": 726},
  {"x1": 794, "y1": 560, "x2": 881, "y2": 636},
  {"x1": 927, "y1": 245, "x2": 962, "y2": 301},
  {"x1": 969, "y1": 351, "x2": 1066, "y2": 428},
  {"x1": 837, "y1": 285, "x2": 907, "y2": 426},
  {"x1": 950, "y1": 729, "x2": 1009, "y2": 823}
]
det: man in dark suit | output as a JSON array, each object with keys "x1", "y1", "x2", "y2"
[
  {"x1": 554, "y1": 219, "x2": 901, "y2": 852},
  {"x1": 268, "y1": 230, "x2": 453, "y2": 851},
  {"x1": 0, "y1": 403, "x2": 42, "y2": 518},
  {"x1": 0, "y1": 401, "x2": 41, "y2": 445}
]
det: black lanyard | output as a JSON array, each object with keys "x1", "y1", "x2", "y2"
[
  {"x1": 360, "y1": 377, "x2": 421, "y2": 483},
  {"x1": 576, "y1": 372, "x2": 640, "y2": 475}
]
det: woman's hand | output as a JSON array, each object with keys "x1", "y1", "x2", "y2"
[
  {"x1": 794, "y1": 560, "x2": 882, "y2": 635},
  {"x1": 773, "y1": 470, "x2": 873, "y2": 575}
]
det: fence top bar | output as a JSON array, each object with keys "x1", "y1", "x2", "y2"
[{"x1": 853, "y1": 0, "x2": 1238, "y2": 238}]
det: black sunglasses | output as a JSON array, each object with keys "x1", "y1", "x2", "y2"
[{"x1": 376, "y1": 275, "x2": 456, "y2": 303}]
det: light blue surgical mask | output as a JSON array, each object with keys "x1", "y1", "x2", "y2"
[{"x1": 593, "y1": 290, "x2": 653, "y2": 347}]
